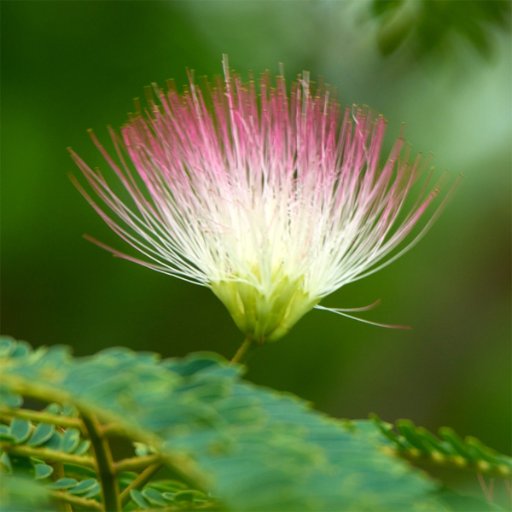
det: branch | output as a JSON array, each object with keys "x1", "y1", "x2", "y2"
[
  {"x1": 114, "y1": 454, "x2": 160, "y2": 473},
  {"x1": 52, "y1": 462, "x2": 72, "y2": 512},
  {"x1": 2, "y1": 373, "x2": 207, "y2": 491},
  {"x1": 120, "y1": 463, "x2": 161, "y2": 504},
  {"x1": 0, "y1": 443, "x2": 95, "y2": 468},
  {"x1": 382, "y1": 445, "x2": 511, "y2": 478},
  {"x1": 81, "y1": 413, "x2": 121, "y2": 512},
  {"x1": 0, "y1": 406, "x2": 83, "y2": 430},
  {"x1": 51, "y1": 490, "x2": 102, "y2": 510},
  {"x1": 100, "y1": 422, "x2": 126, "y2": 437}
]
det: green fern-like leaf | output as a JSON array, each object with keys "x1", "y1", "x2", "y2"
[
  {"x1": 364, "y1": 414, "x2": 512, "y2": 478},
  {"x1": 0, "y1": 336, "x2": 444, "y2": 511},
  {"x1": 3, "y1": 336, "x2": 507, "y2": 511}
]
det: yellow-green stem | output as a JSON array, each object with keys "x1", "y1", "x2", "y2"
[
  {"x1": 81, "y1": 413, "x2": 121, "y2": 512},
  {"x1": 114, "y1": 454, "x2": 160, "y2": 473},
  {"x1": 0, "y1": 443, "x2": 95, "y2": 468},
  {"x1": 231, "y1": 338, "x2": 253, "y2": 364},
  {"x1": 120, "y1": 463, "x2": 161, "y2": 504},
  {"x1": 0, "y1": 407, "x2": 82, "y2": 429},
  {"x1": 50, "y1": 491, "x2": 102, "y2": 510},
  {"x1": 53, "y1": 463, "x2": 73, "y2": 512}
]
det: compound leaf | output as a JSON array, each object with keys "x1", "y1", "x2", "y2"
[{"x1": 3, "y1": 336, "x2": 503, "y2": 511}]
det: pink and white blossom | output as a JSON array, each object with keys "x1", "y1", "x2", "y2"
[{"x1": 71, "y1": 58, "x2": 454, "y2": 342}]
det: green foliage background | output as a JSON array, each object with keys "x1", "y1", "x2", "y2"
[{"x1": 1, "y1": 0, "x2": 510, "y2": 476}]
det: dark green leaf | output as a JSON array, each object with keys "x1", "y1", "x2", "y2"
[
  {"x1": 142, "y1": 487, "x2": 168, "y2": 506},
  {"x1": 0, "y1": 390, "x2": 23, "y2": 408},
  {"x1": 42, "y1": 431, "x2": 62, "y2": 451},
  {"x1": 60, "y1": 428, "x2": 80, "y2": 453},
  {"x1": 174, "y1": 489, "x2": 209, "y2": 503},
  {"x1": 68, "y1": 478, "x2": 98, "y2": 495},
  {"x1": 149, "y1": 479, "x2": 188, "y2": 493},
  {"x1": 73, "y1": 439, "x2": 91, "y2": 455},
  {"x1": 44, "y1": 403, "x2": 62, "y2": 415},
  {"x1": 0, "y1": 424, "x2": 15, "y2": 442},
  {"x1": 28, "y1": 423, "x2": 55, "y2": 447},
  {"x1": 9, "y1": 419, "x2": 31, "y2": 444},
  {"x1": 47, "y1": 477, "x2": 77, "y2": 490},
  {"x1": 62, "y1": 463, "x2": 96, "y2": 479},
  {"x1": 130, "y1": 489, "x2": 150, "y2": 508},
  {"x1": 83, "y1": 483, "x2": 101, "y2": 499},
  {"x1": 34, "y1": 463, "x2": 53, "y2": 480}
]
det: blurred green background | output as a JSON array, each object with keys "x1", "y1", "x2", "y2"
[{"x1": 1, "y1": 0, "x2": 510, "y2": 460}]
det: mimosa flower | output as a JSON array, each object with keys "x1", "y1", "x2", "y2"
[{"x1": 71, "y1": 58, "x2": 453, "y2": 343}]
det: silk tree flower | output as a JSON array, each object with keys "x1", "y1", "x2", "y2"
[{"x1": 70, "y1": 58, "x2": 453, "y2": 344}]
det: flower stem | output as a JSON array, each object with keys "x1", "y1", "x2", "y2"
[
  {"x1": 81, "y1": 413, "x2": 121, "y2": 512},
  {"x1": 231, "y1": 338, "x2": 253, "y2": 364}
]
